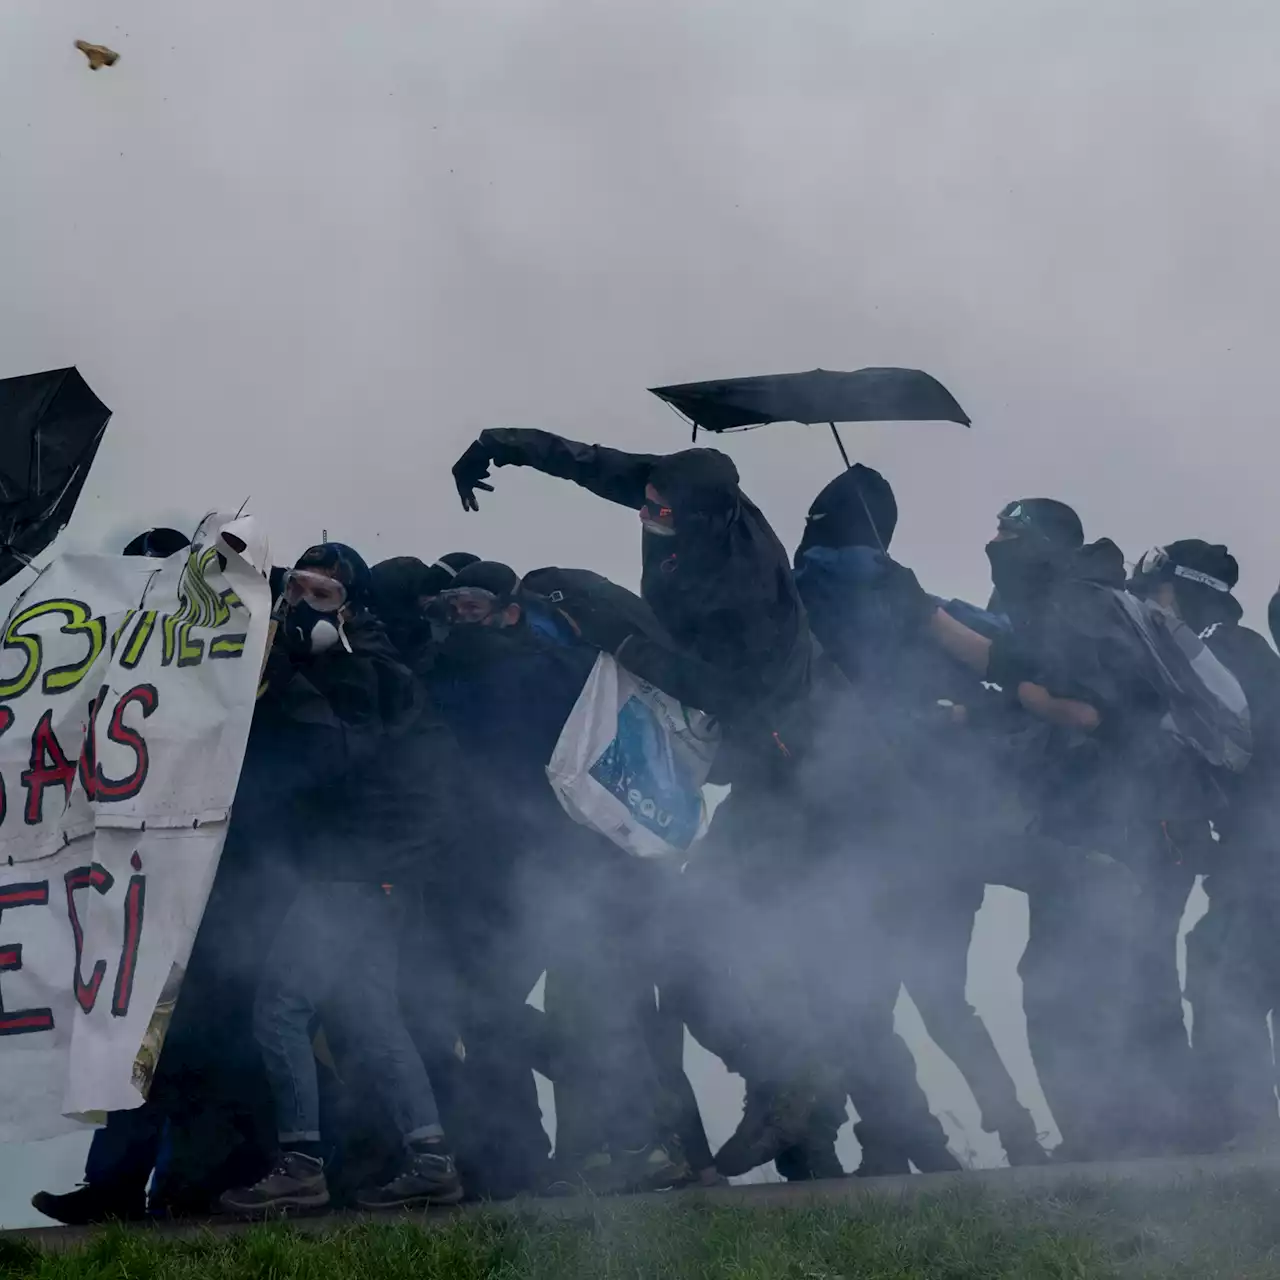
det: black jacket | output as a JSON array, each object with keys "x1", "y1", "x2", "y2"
[
  {"x1": 989, "y1": 540, "x2": 1222, "y2": 841},
  {"x1": 481, "y1": 428, "x2": 812, "y2": 773},
  {"x1": 1200, "y1": 618, "x2": 1280, "y2": 858},
  {"x1": 255, "y1": 610, "x2": 465, "y2": 887}
]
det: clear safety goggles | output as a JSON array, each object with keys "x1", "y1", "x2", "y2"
[
  {"x1": 432, "y1": 586, "x2": 506, "y2": 624},
  {"x1": 283, "y1": 569, "x2": 348, "y2": 614}
]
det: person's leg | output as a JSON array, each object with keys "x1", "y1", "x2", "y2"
[
  {"x1": 898, "y1": 880, "x2": 1046, "y2": 1165},
  {"x1": 1186, "y1": 876, "x2": 1278, "y2": 1146},
  {"x1": 1119, "y1": 852, "x2": 1199, "y2": 1154},
  {"x1": 219, "y1": 886, "x2": 332, "y2": 1216},
  {"x1": 30, "y1": 1108, "x2": 161, "y2": 1224},
  {"x1": 324, "y1": 885, "x2": 460, "y2": 1210}
]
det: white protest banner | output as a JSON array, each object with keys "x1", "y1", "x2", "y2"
[{"x1": 0, "y1": 513, "x2": 271, "y2": 1141}]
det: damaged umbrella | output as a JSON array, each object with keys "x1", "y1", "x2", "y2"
[
  {"x1": 0, "y1": 367, "x2": 112, "y2": 586},
  {"x1": 649, "y1": 366, "x2": 970, "y2": 467}
]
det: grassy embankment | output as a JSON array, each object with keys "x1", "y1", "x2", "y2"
[{"x1": 6, "y1": 1174, "x2": 1280, "y2": 1279}]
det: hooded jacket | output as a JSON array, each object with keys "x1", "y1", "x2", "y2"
[{"x1": 478, "y1": 429, "x2": 811, "y2": 774}]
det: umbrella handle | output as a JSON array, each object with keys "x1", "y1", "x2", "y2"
[{"x1": 829, "y1": 423, "x2": 852, "y2": 470}]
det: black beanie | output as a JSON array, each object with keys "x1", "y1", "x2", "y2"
[
  {"x1": 801, "y1": 464, "x2": 898, "y2": 551},
  {"x1": 450, "y1": 560, "x2": 519, "y2": 599}
]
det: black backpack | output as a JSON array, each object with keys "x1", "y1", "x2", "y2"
[{"x1": 1111, "y1": 590, "x2": 1252, "y2": 773}]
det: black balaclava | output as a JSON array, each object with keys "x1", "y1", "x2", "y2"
[
  {"x1": 640, "y1": 448, "x2": 746, "y2": 646},
  {"x1": 1134, "y1": 539, "x2": 1243, "y2": 634},
  {"x1": 122, "y1": 527, "x2": 191, "y2": 559},
  {"x1": 985, "y1": 498, "x2": 1084, "y2": 611},
  {"x1": 798, "y1": 464, "x2": 898, "y2": 554}
]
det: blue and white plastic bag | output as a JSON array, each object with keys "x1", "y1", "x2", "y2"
[{"x1": 547, "y1": 653, "x2": 720, "y2": 858}]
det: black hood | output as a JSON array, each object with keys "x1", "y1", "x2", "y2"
[
  {"x1": 798, "y1": 464, "x2": 898, "y2": 553},
  {"x1": 1071, "y1": 537, "x2": 1127, "y2": 587}
]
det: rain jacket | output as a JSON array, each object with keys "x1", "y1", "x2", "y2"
[{"x1": 479, "y1": 429, "x2": 812, "y2": 775}]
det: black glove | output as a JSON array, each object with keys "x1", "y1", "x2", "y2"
[{"x1": 452, "y1": 439, "x2": 496, "y2": 512}]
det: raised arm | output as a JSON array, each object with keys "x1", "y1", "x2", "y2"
[{"x1": 453, "y1": 428, "x2": 658, "y2": 512}]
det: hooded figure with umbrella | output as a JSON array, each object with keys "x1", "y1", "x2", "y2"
[{"x1": 452, "y1": 419, "x2": 820, "y2": 1177}]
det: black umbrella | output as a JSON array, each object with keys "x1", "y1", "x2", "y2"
[
  {"x1": 649, "y1": 366, "x2": 970, "y2": 467},
  {"x1": 0, "y1": 367, "x2": 112, "y2": 586}
]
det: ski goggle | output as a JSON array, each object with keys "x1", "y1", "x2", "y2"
[
  {"x1": 283, "y1": 569, "x2": 348, "y2": 614},
  {"x1": 1133, "y1": 546, "x2": 1230, "y2": 593},
  {"x1": 639, "y1": 501, "x2": 676, "y2": 535},
  {"x1": 432, "y1": 586, "x2": 506, "y2": 624},
  {"x1": 995, "y1": 501, "x2": 1038, "y2": 536}
]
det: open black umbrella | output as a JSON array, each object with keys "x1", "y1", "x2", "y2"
[
  {"x1": 649, "y1": 366, "x2": 969, "y2": 467},
  {"x1": 0, "y1": 367, "x2": 112, "y2": 586}
]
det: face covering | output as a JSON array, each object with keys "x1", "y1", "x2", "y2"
[
  {"x1": 985, "y1": 537, "x2": 1057, "y2": 609},
  {"x1": 283, "y1": 601, "x2": 343, "y2": 655}
]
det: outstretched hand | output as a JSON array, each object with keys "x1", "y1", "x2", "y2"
[{"x1": 453, "y1": 440, "x2": 496, "y2": 512}]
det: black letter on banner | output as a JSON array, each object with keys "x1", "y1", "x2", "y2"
[
  {"x1": 112, "y1": 874, "x2": 146, "y2": 1017},
  {"x1": 95, "y1": 684, "x2": 159, "y2": 803},
  {"x1": 22, "y1": 709, "x2": 76, "y2": 825},
  {"x1": 64, "y1": 864, "x2": 115, "y2": 1013},
  {"x1": 0, "y1": 882, "x2": 54, "y2": 1035}
]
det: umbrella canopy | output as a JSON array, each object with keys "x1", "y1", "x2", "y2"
[
  {"x1": 0, "y1": 367, "x2": 112, "y2": 586},
  {"x1": 650, "y1": 366, "x2": 970, "y2": 432}
]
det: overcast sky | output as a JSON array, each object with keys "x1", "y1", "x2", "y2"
[{"x1": 2, "y1": 0, "x2": 1278, "y2": 1228}]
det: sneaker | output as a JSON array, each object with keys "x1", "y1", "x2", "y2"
[
  {"x1": 31, "y1": 1184, "x2": 147, "y2": 1226},
  {"x1": 715, "y1": 1084, "x2": 815, "y2": 1178},
  {"x1": 551, "y1": 1144, "x2": 691, "y2": 1197},
  {"x1": 355, "y1": 1150, "x2": 464, "y2": 1210},
  {"x1": 218, "y1": 1152, "x2": 330, "y2": 1218}
]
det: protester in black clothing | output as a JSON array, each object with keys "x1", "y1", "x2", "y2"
[
  {"x1": 220, "y1": 543, "x2": 465, "y2": 1217},
  {"x1": 1133, "y1": 541, "x2": 1280, "y2": 1148},
  {"x1": 453, "y1": 432, "x2": 815, "y2": 1177},
  {"x1": 932, "y1": 501, "x2": 1219, "y2": 1158},
  {"x1": 426, "y1": 561, "x2": 687, "y2": 1193},
  {"x1": 788, "y1": 465, "x2": 1045, "y2": 1169}
]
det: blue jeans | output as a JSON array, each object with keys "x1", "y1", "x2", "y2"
[{"x1": 253, "y1": 882, "x2": 442, "y2": 1148}]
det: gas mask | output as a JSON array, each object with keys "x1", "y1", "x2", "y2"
[{"x1": 280, "y1": 569, "x2": 349, "y2": 656}]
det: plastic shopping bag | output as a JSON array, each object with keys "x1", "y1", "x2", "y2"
[{"x1": 547, "y1": 653, "x2": 720, "y2": 858}]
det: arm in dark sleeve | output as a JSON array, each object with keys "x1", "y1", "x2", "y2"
[
  {"x1": 480, "y1": 428, "x2": 657, "y2": 511},
  {"x1": 614, "y1": 631, "x2": 750, "y2": 719}
]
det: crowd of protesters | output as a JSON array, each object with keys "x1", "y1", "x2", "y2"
[{"x1": 31, "y1": 425, "x2": 1280, "y2": 1222}]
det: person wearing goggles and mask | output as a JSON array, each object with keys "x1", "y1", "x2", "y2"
[
  {"x1": 223, "y1": 541, "x2": 467, "y2": 1217},
  {"x1": 370, "y1": 553, "x2": 481, "y2": 664},
  {"x1": 1131, "y1": 541, "x2": 1280, "y2": 1150}
]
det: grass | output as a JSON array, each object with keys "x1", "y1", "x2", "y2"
[{"x1": 6, "y1": 1175, "x2": 1280, "y2": 1279}]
